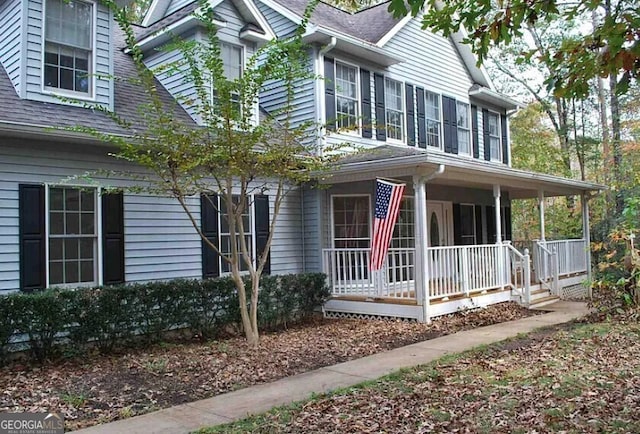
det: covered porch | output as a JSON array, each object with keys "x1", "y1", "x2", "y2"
[{"x1": 317, "y1": 147, "x2": 603, "y2": 322}]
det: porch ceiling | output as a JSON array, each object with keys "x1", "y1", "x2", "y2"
[{"x1": 320, "y1": 146, "x2": 605, "y2": 199}]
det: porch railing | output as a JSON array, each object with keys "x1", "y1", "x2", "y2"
[
  {"x1": 533, "y1": 240, "x2": 559, "y2": 295},
  {"x1": 543, "y1": 239, "x2": 588, "y2": 276},
  {"x1": 322, "y1": 247, "x2": 415, "y2": 299}
]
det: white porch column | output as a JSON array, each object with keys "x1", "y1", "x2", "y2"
[
  {"x1": 581, "y1": 192, "x2": 592, "y2": 298},
  {"x1": 413, "y1": 176, "x2": 431, "y2": 323},
  {"x1": 538, "y1": 190, "x2": 546, "y2": 241},
  {"x1": 493, "y1": 184, "x2": 502, "y2": 244}
]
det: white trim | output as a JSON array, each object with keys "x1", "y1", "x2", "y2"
[
  {"x1": 487, "y1": 110, "x2": 502, "y2": 163},
  {"x1": 424, "y1": 89, "x2": 443, "y2": 150},
  {"x1": 45, "y1": 184, "x2": 50, "y2": 288},
  {"x1": 456, "y1": 100, "x2": 472, "y2": 157},
  {"x1": 384, "y1": 76, "x2": 405, "y2": 144},
  {"x1": 96, "y1": 186, "x2": 103, "y2": 286},
  {"x1": 135, "y1": 14, "x2": 227, "y2": 52},
  {"x1": 237, "y1": 0, "x2": 276, "y2": 40},
  {"x1": 255, "y1": 0, "x2": 302, "y2": 25},
  {"x1": 41, "y1": 0, "x2": 98, "y2": 101},
  {"x1": 375, "y1": 14, "x2": 413, "y2": 47}
]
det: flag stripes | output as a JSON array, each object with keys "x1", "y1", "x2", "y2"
[{"x1": 370, "y1": 179, "x2": 406, "y2": 271}]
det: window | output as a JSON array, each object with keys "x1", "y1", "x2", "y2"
[
  {"x1": 391, "y1": 197, "x2": 414, "y2": 249},
  {"x1": 335, "y1": 62, "x2": 358, "y2": 130},
  {"x1": 48, "y1": 187, "x2": 97, "y2": 285},
  {"x1": 459, "y1": 204, "x2": 476, "y2": 245},
  {"x1": 44, "y1": 0, "x2": 93, "y2": 95},
  {"x1": 488, "y1": 112, "x2": 502, "y2": 161},
  {"x1": 332, "y1": 196, "x2": 370, "y2": 249},
  {"x1": 425, "y1": 91, "x2": 441, "y2": 148},
  {"x1": 457, "y1": 101, "x2": 471, "y2": 155},
  {"x1": 385, "y1": 78, "x2": 404, "y2": 141},
  {"x1": 213, "y1": 43, "x2": 243, "y2": 113},
  {"x1": 220, "y1": 195, "x2": 252, "y2": 273}
]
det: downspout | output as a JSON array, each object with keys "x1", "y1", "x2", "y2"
[
  {"x1": 417, "y1": 164, "x2": 445, "y2": 323},
  {"x1": 301, "y1": 186, "x2": 306, "y2": 272},
  {"x1": 315, "y1": 37, "x2": 337, "y2": 155}
]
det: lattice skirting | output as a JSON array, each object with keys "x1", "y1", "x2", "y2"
[
  {"x1": 560, "y1": 283, "x2": 589, "y2": 300},
  {"x1": 323, "y1": 310, "x2": 417, "y2": 322}
]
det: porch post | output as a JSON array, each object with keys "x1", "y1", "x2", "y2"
[
  {"x1": 493, "y1": 184, "x2": 502, "y2": 243},
  {"x1": 538, "y1": 190, "x2": 546, "y2": 241},
  {"x1": 413, "y1": 175, "x2": 430, "y2": 323},
  {"x1": 581, "y1": 192, "x2": 592, "y2": 298}
]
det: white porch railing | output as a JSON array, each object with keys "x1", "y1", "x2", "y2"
[
  {"x1": 322, "y1": 248, "x2": 415, "y2": 299},
  {"x1": 543, "y1": 239, "x2": 588, "y2": 276}
]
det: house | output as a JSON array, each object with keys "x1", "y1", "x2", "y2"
[{"x1": 0, "y1": 0, "x2": 602, "y2": 322}]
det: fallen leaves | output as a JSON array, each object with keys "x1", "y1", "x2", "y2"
[{"x1": 0, "y1": 302, "x2": 536, "y2": 431}]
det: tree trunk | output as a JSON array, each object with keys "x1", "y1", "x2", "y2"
[{"x1": 610, "y1": 72, "x2": 623, "y2": 215}]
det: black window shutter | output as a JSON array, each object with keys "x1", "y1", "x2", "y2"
[
  {"x1": 374, "y1": 73, "x2": 386, "y2": 141},
  {"x1": 501, "y1": 113, "x2": 509, "y2": 165},
  {"x1": 474, "y1": 205, "x2": 483, "y2": 244},
  {"x1": 405, "y1": 84, "x2": 415, "y2": 146},
  {"x1": 452, "y1": 203, "x2": 462, "y2": 245},
  {"x1": 102, "y1": 192, "x2": 125, "y2": 285},
  {"x1": 482, "y1": 109, "x2": 491, "y2": 161},
  {"x1": 360, "y1": 69, "x2": 372, "y2": 139},
  {"x1": 19, "y1": 184, "x2": 45, "y2": 291},
  {"x1": 254, "y1": 195, "x2": 271, "y2": 275},
  {"x1": 201, "y1": 194, "x2": 220, "y2": 278},
  {"x1": 504, "y1": 206, "x2": 513, "y2": 241},
  {"x1": 442, "y1": 96, "x2": 458, "y2": 154},
  {"x1": 471, "y1": 105, "x2": 479, "y2": 158},
  {"x1": 486, "y1": 205, "x2": 496, "y2": 243},
  {"x1": 416, "y1": 87, "x2": 426, "y2": 148},
  {"x1": 324, "y1": 57, "x2": 336, "y2": 132}
]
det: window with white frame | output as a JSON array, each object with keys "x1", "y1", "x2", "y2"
[
  {"x1": 425, "y1": 91, "x2": 441, "y2": 148},
  {"x1": 219, "y1": 195, "x2": 253, "y2": 273},
  {"x1": 385, "y1": 78, "x2": 404, "y2": 141},
  {"x1": 459, "y1": 204, "x2": 476, "y2": 245},
  {"x1": 332, "y1": 196, "x2": 370, "y2": 249},
  {"x1": 213, "y1": 42, "x2": 243, "y2": 112},
  {"x1": 335, "y1": 62, "x2": 359, "y2": 130},
  {"x1": 457, "y1": 101, "x2": 471, "y2": 155},
  {"x1": 488, "y1": 112, "x2": 502, "y2": 161},
  {"x1": 48, "y1": 187, "x2": 97, "y2": 285},
  {"x1": 44, "y1": 0, "x2": 93, "y2": 95},
  {"x1": 391, "y1": 197, "x2": 414, "y2": 249}
]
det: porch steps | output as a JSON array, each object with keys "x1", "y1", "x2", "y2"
[{"x1": 529, "y1": 295, "x2": 560, "y2": 309}]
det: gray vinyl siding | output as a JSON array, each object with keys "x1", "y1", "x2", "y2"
[
  {"x1": 256, "y1": 0, "x2": 297, "y2": 38},
  {"x1": 0, "y1": 0, "x2": 23, "y2": 94},
  {"x1": 0, "y1": 138, "x2": 306, "y2": 292},
  {"x1": 0, "y1": 139, "x2": 202, "y2": 291},
  {"x1": 144, "y1": 0, "x2": 257, "y2": 125},
  {"x1": 23, "y1": 0, "x2": 113, "y2": 109},
  {"x1": 165, "y1": 0, "x2": 193, "y2": 16}
]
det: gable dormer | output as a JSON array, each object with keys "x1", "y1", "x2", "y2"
[{"x1": 0, "y1": 0, "x2": 113, "y2": 109}]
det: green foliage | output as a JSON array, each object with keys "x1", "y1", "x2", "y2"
[
  {"x1": 387, "y1": 0, "x2": 639, "y2": 97},
  {"x1": 0, "y1": 273, "x2": 329, "y2": 363}
]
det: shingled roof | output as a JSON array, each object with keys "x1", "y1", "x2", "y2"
[
  {"x1": 0, "y1": 25, "x2": 196, "y2": 136},
  {"x1": 270, "y1": 0, "x2": 399, "y2": 43}
]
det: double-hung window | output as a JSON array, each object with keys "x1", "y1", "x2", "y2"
[
  {"x1": 48, "y1": 187, "x2": 97, "y2": 285},
  {"x1": 457, "y1": 101, "x2": 471, "y2": 155},
  {"x1": 425, "y1": 91, "x2": 441, "y2": 148},
  {"x1": 488, "y1": 112, "x2": 502, "y2": 162},
  {"x1": 44, "y1": 0, "x2": 93, "y2": 95},
  {"x1": 213, "y1": 43, "x2": 243, "y2": 113},
  {"x1": 219, "y1": 195, "x2": 252, "y2": 273},
  {"x1": 335, "y1": 62, "x2": 359, "y2": 130},
  {"x1": 385, "y1": 78, "x2": 404, "y2": 141}
]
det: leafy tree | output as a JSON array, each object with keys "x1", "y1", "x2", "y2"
[{"x1": 82, "y1": 0, "x2": 329, "y2": 346}]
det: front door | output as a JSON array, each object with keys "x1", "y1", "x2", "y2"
[{"x1": 426, "y1": 201, "x2": 453, "y2": 247}]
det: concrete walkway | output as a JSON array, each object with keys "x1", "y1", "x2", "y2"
[{"x1": 73, "y1": 301, "x2": 589, "y2": 434}]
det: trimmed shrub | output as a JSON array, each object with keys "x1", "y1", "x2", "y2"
[{"x1": 0, "y1": 273, "x2": 329, "y2": 363}]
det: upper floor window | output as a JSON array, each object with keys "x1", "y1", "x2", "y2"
[
  {"x1": 425, "y1": 91, "x2": 441, "y2": 148},
  {"x1": 213, "y1": 42, "x2": 243, "y2": 113},
  {"x1": 488, "y1": 112, "x2": 502, "y2": 162},
  {"x1": 335, "y1": 62, "x2": 358, "y2": 130},
  {"x1": 385, "y1": 78, "x2": 404, "y2": 141},
  {"x1": 44, "y1": 0, "x2": 93, "y2": 95},
  {"x1": 457, "y1": 101, "x2": 471, "y2": 156}
]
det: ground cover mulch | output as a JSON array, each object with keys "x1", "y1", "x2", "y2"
[
  {"x1": 0, "y1": 302, "x2": 539, "y2": 431},
  {"x1": 205, "y1": 317, "x2": 640, "y2": 434}
]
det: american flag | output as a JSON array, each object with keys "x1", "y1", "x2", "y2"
[{"x1": 370, "y1": 179, "x2": 406, "y2": 271}]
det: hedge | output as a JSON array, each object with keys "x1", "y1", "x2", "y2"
[{"x1": 0, "y1": 273, "x2": 329, "y2": 363}]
